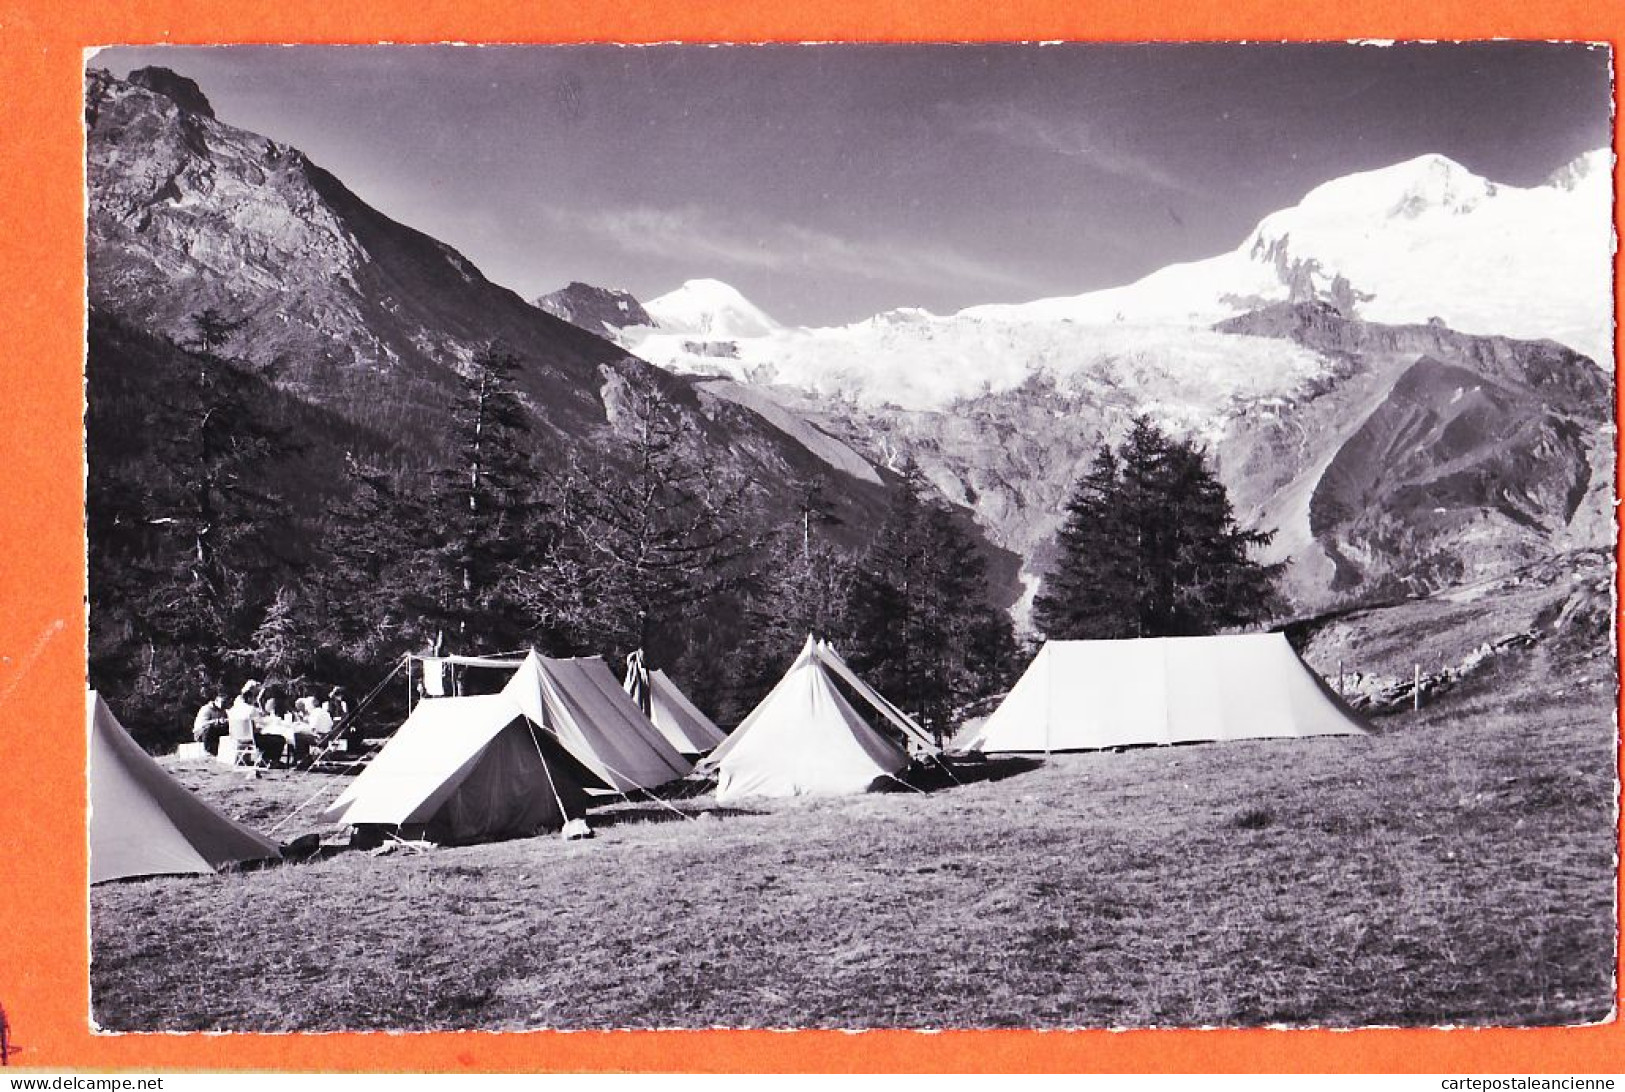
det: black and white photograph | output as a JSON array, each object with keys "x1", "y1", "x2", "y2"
[{"x1": 83, "y1": 42, "x2": 1616, "y2": 1032}]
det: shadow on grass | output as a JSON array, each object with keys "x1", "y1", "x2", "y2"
[
  {"x1": 889, "y1": 754, "x2": 1045, "y2": 792},
  {"x1": 585, "y1": 805, "x2": 761, "y2": 831}
]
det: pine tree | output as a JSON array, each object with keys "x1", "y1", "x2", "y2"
[
  {"x1": 535, "y1": 384, "x2": 756, "y2": 664},
  {"x1": 188, "y1": 307, "x2": 246, "y2": 354},
  {"x1": 237, "y1": 584, "x2": 318, "y2": 688},
  {"x1": 844, "y1": 465, "x2": 1016, "y2": 737},
  {"x1": 1034, "y1": 416, "x2": 1283, "y2": 640},
  {"x1": 86, "y1": 314, "x2": 301, "y2": 745},
  {"x1": 307, "y1": 454, "x2": 444, "y2": 670},
  {"x1": 1032, "y1": 443, "x2": 1140, "y2": 639},
  {"x1": 721, "y1": 532, "x2": 857, "y2": 723},
  {"x1": 434, "y1": 342, "x2": 543, "y2": 648}
]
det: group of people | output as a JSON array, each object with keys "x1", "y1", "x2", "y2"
[{"x1": 192, "y1": 679, "x2": 350, "y2": 768}]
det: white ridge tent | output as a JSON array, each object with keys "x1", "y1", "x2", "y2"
[
  {"x1": 704, "y1": 636, "x2": 938, "y2": 802},
  {"x1": 321, "y1": 692, "x2": 590, "y2": 843},
  {"x1": 960, "y1": 633, "x2": 1369, "y2": 754},
  {"x1": 88, "y1": 690, "x2": 281, "y2": 883},
  {"x1": 624, "y1": 649, "x2": 727, "y2": 755}
]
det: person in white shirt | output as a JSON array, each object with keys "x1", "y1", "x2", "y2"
[
  {"x1": 192, "y1": 689, "x2": 231, "y2": 754},
  {"x1": 306, "y1": 694, "x2": 336, "y2": 743},
  {"x1": 225, "y1": 680, "x2": 262, "y2": 763}
]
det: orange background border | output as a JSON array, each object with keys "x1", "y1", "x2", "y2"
[{"x1": 1, "y1": 0, "x2": 1618, "y2": 1073}]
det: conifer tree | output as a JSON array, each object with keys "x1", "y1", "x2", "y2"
[
  {"x1": 526, "y1": 384, "x2": 756, "y2": 665},
  {"x1": 435, "y1": 342, "x2": 542, "y2": 648},
  {"x1": 237, "y1": 584, "x2": 318, "y2": 688},
  {"x1": 721, "y1": 532, "x2": 857, "y2": 723},
  {"x1": 844, "y1": 465, "x2": 1016, "y2": 737},
  {"x1": 85, "y1": 314, "x2": 299, "y2": 745},
  {"x1": 1034, "y1": 417, "x2": 1283, "y2": 640}
]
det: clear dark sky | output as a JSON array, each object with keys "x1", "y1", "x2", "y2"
[{"x1": 93, "y1": 43, "x2": 1611, "y2": 326}]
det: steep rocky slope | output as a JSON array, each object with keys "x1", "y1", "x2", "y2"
[
  {"x1": 591, "y1": 296, "x2": 1613, "y2": 620},
  {"x1": 85, "y1": 67, "x2": 930, "y2": 562},
  {"x1": 1216, "y1": 305, "x2": 1611, "y2": 603}
]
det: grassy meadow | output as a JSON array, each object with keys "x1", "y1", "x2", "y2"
[{"x1": 90, "y1": 578, "x2": 1616, "y2": 1031}]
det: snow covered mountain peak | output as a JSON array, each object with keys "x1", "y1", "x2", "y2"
[
  {"x1": 612, "y1": 148, "x2": 1610, "y2": 420},
  {"x1": 644, "y1": 278, "x2": 782, "y2": 338},
  {"x1": 1277, "y1": 153, "x2": 1496, "y2": 226},
  {"x1": 1546, "y1": 147, "x2": 1613, "y2": 192},
  {"x1": 949, "y1": 147, "x2": 1611, "y2": 366}
]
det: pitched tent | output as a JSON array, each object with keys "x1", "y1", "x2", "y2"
[
  {"x1": 502, "y1": 652, "x2": 693, "y2": 792},
  {"x1": 704, "y1": 636, "x2": 938, "y2": 802},
  {"x1": 321, "y1": 692, "x2": 591, "y2": 843},
  {"x1": 961, "y1": 633, "x2": 1369, "y2": 754},
  {"x1": 624, "y1": 650, "x2": 728, "y2": 755},
  {"x1": 88, "y1": 690, "x2": 281, "y2": 884}
]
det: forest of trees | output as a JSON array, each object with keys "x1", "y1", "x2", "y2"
[
  {"x1": 1033, "y1": 417, "x2": 1284, "y2": 641},
  {"x1": 86, "y1": 314, "x2": 1018, "y2": 749}
]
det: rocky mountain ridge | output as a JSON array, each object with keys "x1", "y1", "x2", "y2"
[
  {"x1": 544, "y1": 278, "x2": 1612, "y2": 622},
  {"x1": 85, "y1": 67, "x2": 990, "y2": 586}
]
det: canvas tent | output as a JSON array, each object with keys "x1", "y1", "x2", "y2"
[
  {"x1": 624, "y1": 650, "x2": 727, "y2": 755},
  {"x1": 704, "y1": 636, "x2": 938, "y2": 802},
  {"x1": 325, "y1": 651, "x2": 692, "y2": 841},
  {"x1": 321, "y1": 692, "x2": 591, "y2": 843},
  {"x1": 503, "y1": 652, "x2": 694, "y2": 791},
  {"x1": 88, "y1": 690, "x2": 281, "y2": 883},
  {"x1": 961, "y1": 633, "x2": 1369, "y2": 754}
]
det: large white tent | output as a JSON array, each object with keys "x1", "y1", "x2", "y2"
[
  {"x1": 321, "y1": 692, "x2": 590, "y2": 842},
  {"x1": 704, "y1": 636, "x2": 938, "y2": 802},
  {"x1": 88, "y1": 690, "x2": 281, "y2": 883},
  {"x1": 961, "y1": 633, "x2": 1369, "y2": 753},
  {"x1": 624, "y1": 650, "x2": 727, "y2": 755}
]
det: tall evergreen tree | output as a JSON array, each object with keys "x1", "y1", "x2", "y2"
[
  {"x1": 306, "y1": 454, "x2": 444, "y2": 671},
  {"x1": 434, "y1": 342, "x2": 543, "y2": 648},
  {"x1": 1034, "y1": 417, "x2": 1283, "y2": 640},
  {"x1": 721, "y1": 532, "x2": 857, "y2": 723},
  {"x1": 525, "y1": 384, "x2": 756, "y2": 665},
  {"x1": 844, "y1": 465, "x2": 1016, "y2": 738},
  {"x1": 236, "y1": 584, "x2": 319, "y2": 689},
  {"x1": 85, "y1": 313, "x2": 300, "y2": 745}
]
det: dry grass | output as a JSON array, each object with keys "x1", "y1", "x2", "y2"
[{"x1": 92, "y1": 614, "x2": 1615, "y2": 1031}]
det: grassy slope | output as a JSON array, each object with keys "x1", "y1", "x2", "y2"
[{"x1": 92, "y1": 591, "x2": 1615, "y2": 1031}]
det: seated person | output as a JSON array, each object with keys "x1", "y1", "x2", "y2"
[
  {"x1": 192, "y1": 689, "x2": 231, "y2": 754},
  {"x1": 259, "y1": 695, "x2": 314, "y2": 768},
  {"x1": 305, "y1": 694, "x2": 337, "y2": 746},
  {"x1": 224, "y1": 682, "x2": 261, "y2": 759}
]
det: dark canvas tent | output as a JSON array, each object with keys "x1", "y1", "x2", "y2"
[
  {"x1": 88, "y1": 690, "x2": 281, "y2": 883},
  {"x1": 322, "y1": 692, "x2": 591, "y2": 843},
  {"x1": 324, "y1": 650, "x2": 691, "y2": 843}
]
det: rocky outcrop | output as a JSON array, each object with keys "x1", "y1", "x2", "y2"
[
  {"x1": 534, "y1": 282, "x2": 653, "y2": 336},
  {"x1": 126, "y1": 66, "x2": 215, "y2": 118},
  {"x1": 756, "y1": 303, "x2": 1613, "y2": 623}
]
